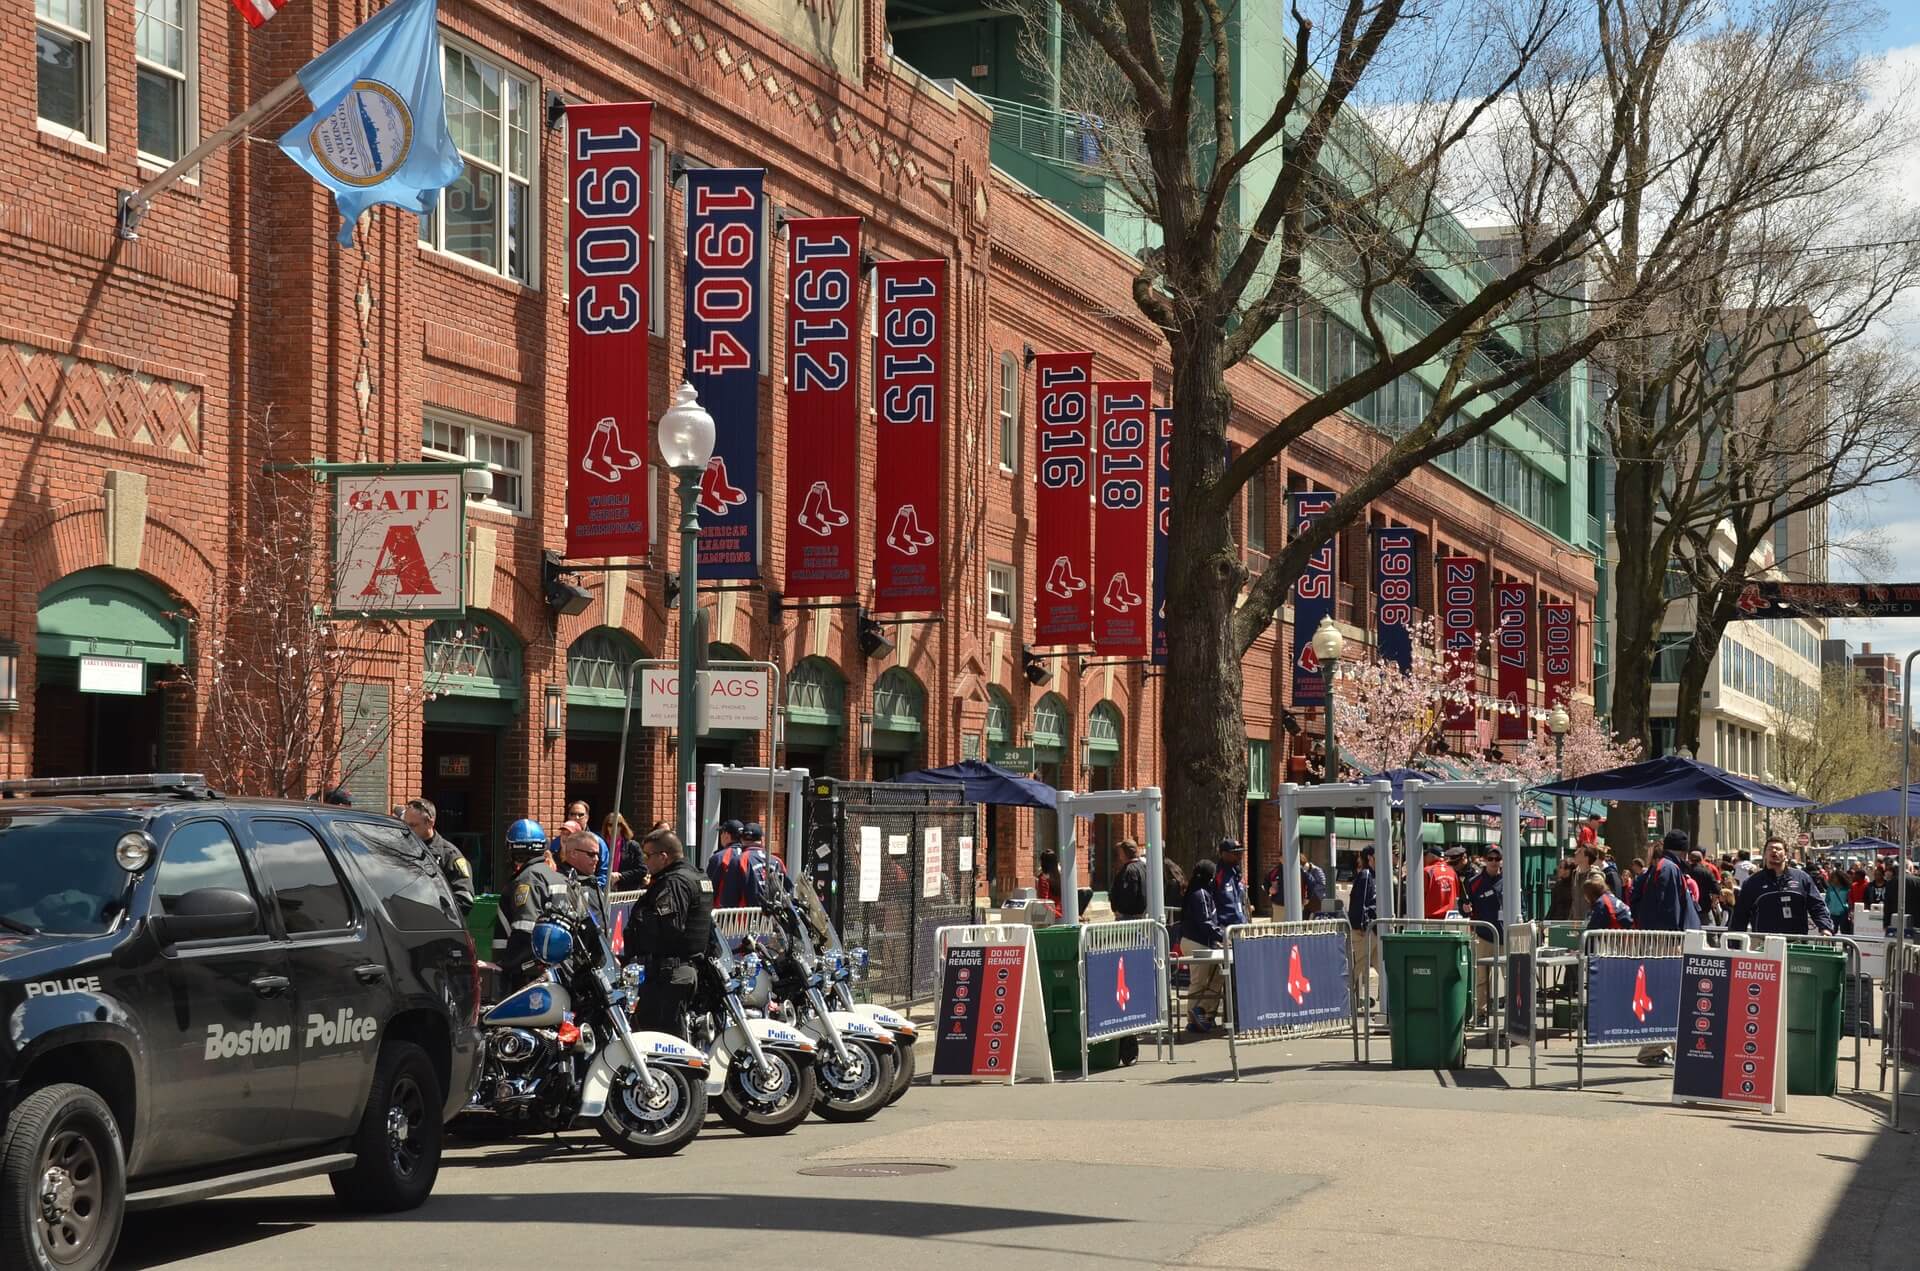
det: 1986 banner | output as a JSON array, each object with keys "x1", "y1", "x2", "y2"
[
  {"x1": 1495, "y1": 581, "x2": 1534, "y2": 741},
  {"x1": 1034, "y1": 352, "x2": 1094, "y2": 644},
  {"x1": 1371, "y1": 526, "x2": 1418, "y2": 671},
  {"x1": 1151, "y1": 407, "x2": 1172, "y2": 666},
  {"x1": 872, "y1": 259, "x2": 945, "y2": 613},
  {"x1": 1290, "y1": 491, "x2": 1336, "y2": 706},
  {"x1": 1093, "y1": 381, "x2": 1151, "y2": 655},
  {"x1": 782, "y1": 216, "x2": 861, "y2": 598},
  {"x1": 1439, "y1": 557, "x2": 1483, "y2": 731},
  {"x1": 1542, "y1": 601, "x2": 1575, "y2": 709},
  {"x1": 684, "y1": 169, "x2": 765, "y2": 579}
]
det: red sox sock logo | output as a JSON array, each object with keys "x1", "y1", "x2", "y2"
[
  {"x1": 1631, "y1": 963, "x2": 1654, "y2": 1022},
  {"x1": 1287, "y1": 943, "x2": 1312, "y2": 1004},
  {"x1": 580, "y1": 416, "x2": 644, "y2": 483},
  {"x1": 698, "y1": 456, "x2": 747, "y2": 516},
  {"x1": 885, "y1": 503, "x2": 935, "y2": 555},
  {"x1": 797, "y1": 481, "x2": 849, "y2": 537},
  {"x1": 1044, "y1": 555, "x2": 1087, "y2": 599},
  {"x1": 1114, "y1": 958, "x2": 1130, "y2": 1012},
  {"x1": 1103, "y1": 573, "x2": 1142, "y2": 612}
]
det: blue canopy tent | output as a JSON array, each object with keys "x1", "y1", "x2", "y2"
[
  {"x1": 1533, "y1": 754, "x2": 1814, "y2": 809},
  {"x1": 1828, "y1": 836, "x2": 1902, "y2": 857},
  {"x1": 894, "y1": 760, "x2": 1058, "y2": 899},
  {"x1": 1812, "y1": 786, "x2": 1920, "y2": 817}
]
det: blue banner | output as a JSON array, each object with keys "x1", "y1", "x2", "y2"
[
  {"x1": 1371, "y1": 526, "x2": 1418, "y2": 671},
  {"x1": 1231, "y1": 931, "x2": 1350, "y2": 1032},
  {"x1": 1289, "y1": 491, "x2": 1337, "y2": 706},
  {"x1": 684, "y1": 169, "x2": 765, "y2": 579},
  {"x1": 1085, "y1": 945, "x2": 1159, "y2": 1039},
  {"x1": 1151, "y1": 408, "x2": 1171, "y2": 667},
  {"x1": 1585, "y1": 956, "x2": 1683, "y2": 1046}
]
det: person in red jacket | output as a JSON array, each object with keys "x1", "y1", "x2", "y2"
[{"x1": 1421, "y1": 844, "x2": 1458, "y2": 918}]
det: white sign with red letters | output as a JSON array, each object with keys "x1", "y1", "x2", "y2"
[
  {"x1": 333, "y1": 471, "x2": 466, "y2": 618},
  {"x1": 640, "y1": 669, "x2": 770, "y2": 731}
]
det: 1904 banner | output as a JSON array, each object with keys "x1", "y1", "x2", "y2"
[
  {"x1": 684, "y1": 168, "x2": 765, "y2": 579},
  {"x1": 872, "y1": 259, "x2": 946, "y2": 613},
  {"x1": 783, "y1": 216, "x2": 861, "y2": 598},
  {"x1": 1151, "y1": 408, "x2": 1172, "y2": 666}
]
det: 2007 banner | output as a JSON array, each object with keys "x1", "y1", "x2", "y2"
[
  {"x1": 1093, "y1": 381, "x2": 1151, "y2": 656},
  {"x1": 1034, "y1": 352, "x2": 1094, "y2": 645},
  {"x1": 1495, "y1": 581, "x2": 1533, "y2": 741},
  {"x1": 685, "y1": 168, "x2": 765, "y2": 579},
  {"x1": 783, "y1": 216, "x2": 861, "y2": 598},
  {"x1": 872, "y1": 259, "x2": 945, "y2": 613}
]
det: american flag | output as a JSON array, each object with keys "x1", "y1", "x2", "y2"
[{"x1": 232, "y1": 0, "x2": 284, "y2": 27}]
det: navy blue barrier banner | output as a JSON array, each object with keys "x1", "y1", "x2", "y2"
[
  {"x1": 1085, "y1": 944, "x2": 1158, "y2": 1040},
  {"x1": 1232, "y1": 930, "x2": 1351, "y2": 1032},
  {"x1": 1586, "y1": 955, "x2": 1683, "y2": 1046}
]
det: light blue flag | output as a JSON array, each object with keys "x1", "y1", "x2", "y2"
[{"x1": 277, "y1": 0, "x2": 463, "y2": 246}]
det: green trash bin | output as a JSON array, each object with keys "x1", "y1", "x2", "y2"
[
  {"x1": 466, "y1": 893, "x2": 500, "y2": 952},
  {"x1": 1031, "y1": 925, "x2": 1121, "y2": 1073},
  {"x1": 1381, "y1": 930, "x2": 1470, "y2": 1069},
  {"x1": 1787, "y1": 943, "x2": 1846, "y2": 1097}
]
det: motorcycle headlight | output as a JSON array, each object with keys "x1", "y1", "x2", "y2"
[
  {"x1": 851, "y1": 946, "x2": 870, "y2": 971},
  {"x1": 623, "y1": 962, "x2": 645, "y2": 989},
  {"x1": 724, "y1": 976, "x2": 743, "y2": 995},
  {"x1": 806, "y1": 971, "x2": 825, "y2": 989},
  {"x1": 742, "y1": 952, "x2": 762, "y2": 978}
]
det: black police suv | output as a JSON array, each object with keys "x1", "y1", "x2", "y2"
[{"x1": 0, "y1": 774, "x2": 483, "y2": 1270}]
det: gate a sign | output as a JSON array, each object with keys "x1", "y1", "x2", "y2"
[{"x1": 333, "y1": 471, "x2": 466, "y2": 618}]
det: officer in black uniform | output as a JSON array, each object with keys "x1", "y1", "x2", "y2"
[
  {"x1": 627, "y1": 828, "x2": 714, "y2": 1035},
  {"x1": 1730, "y1": 838, "x2": 1835, "y2": 935},
  {"x1": 502, "y1": 819, "x2": 566, "y2": 986},
  {"x1": 402, "y1": 796, "x2": 476, "y2": 915}
]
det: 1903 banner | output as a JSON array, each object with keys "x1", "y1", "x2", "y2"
[
  {"x1": 872, "y1": 259, "x2": 946, "y2": 613},
  {"x1": 782, "y1": 216, "x2": 861, "y2": 598},
  {"x1": 684, "y1": 168, "x2": 765, "y2": 579}
]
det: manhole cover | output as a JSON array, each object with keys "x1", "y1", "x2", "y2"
[{"x1": 798, "y1": 1162, "x2": 954, "y2": 1179}]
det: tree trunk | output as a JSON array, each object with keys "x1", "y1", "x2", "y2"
[
  {"x1": 1605, "y1": 412, "x2": 1664, "y2": 855},
  {"x1": 1671, "y1": 642, "x2": 1712, "y2": 849}
]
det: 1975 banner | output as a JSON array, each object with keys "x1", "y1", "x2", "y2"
[
  {"x1": 783, "y1": 216, "x2": 861, "y2": 598},
  {"x1": 1289, "y1": 491, "x2": 1336, "y2": 706},
  {"x1": 566, "y1": 101, "x2": 652, "y2": 559},
  {"x1": 1034, "y1": 352, "x2": 1094, "y2": 645},
  {"x1": 872, "y1": 259, "x2": 945, "y2": 613},
  {"x1": 1093, "y1": 381, "x2": 1151, "y2": 655},
  {"x1": 685, "y1": 168, "x2": 765, "y2": 579}
]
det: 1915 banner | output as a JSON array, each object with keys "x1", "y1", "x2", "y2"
[
  {"x1": 566, "y1": 101, "x2": 652, "y2": 559},
  {"x1": 1439, "y1": 557, "x2": 1483, "y2": 731},
  {"x1": 783, "y1": 216, "x2": 861, "y2": 598},
  {"x1": 685, "y1": 168, "x2": 765, "y2": 579},
  {"x1": 1093, "y1": 381, "x2": 1151, "y2": 655},
  {"x1": 872, "y1": 259, "x2": 945, "y2": 613},
  {"x1": 1495, "y1": 581, "x2": 1534, "y2": 740},
  {"x1": 1289, "y1": 491, "x2": 1337, "y2": 706},
  {"x1": 1151, "y1": 407, "x2": 1172, "y2": 666},
  {"x1": 1371, "y1": 526, "x2": 1418, "y2": 672},
  {"x1": 1542, "y1": 601, "x2": 1576, "y2": 708},
  {"x1": 1034, "y1": 352, "x2": 1095, "y2": 644}
]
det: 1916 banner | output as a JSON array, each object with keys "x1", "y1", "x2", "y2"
[
  {"x1": 685, "y1": 168, "x2": 765, "y2": 579},
  {"x1": 1439, "y1": 557, "x2": 1483, "y2": 731},
  {"x1": 1093, "y1": 382, "x2": 1151, "y2": 655},
  {"x1": 1542, "y1": 601, "x2": 1576, "y2": 709},
  {"x1": 1151, "y1": 407, "x2": 1172, "y2": 666},
  {"x1": 1371, "y1": 526, "x2": 1418, "y2": 671},
  {"x1": 566, "y1": 102, "x2": 652, "y2": 559},
  {"x1": 1034, "y1": 352, "x2": 1095, "y2": 644},
  {"x1": 783, "y1": 216, "x2": 861, "y2": 598},
  {"x1": 872, "y1": 259, "x2": 945, "y2": 613},
  {"x1": 1495, "y1": 581, "x2": 1534, "y2": 740},
  {"x1": 1289, "y1": 491, "x2": 1337, "y2": 706}
]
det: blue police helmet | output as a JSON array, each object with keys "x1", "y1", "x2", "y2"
[
  {"x1": 506, "y1": 818, "x2": 547, "y2": 847},
  {"x1": 530, "y1": 920, "x2": 574, "y2": 964}
]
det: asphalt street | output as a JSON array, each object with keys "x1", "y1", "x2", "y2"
[{"x1": 116, "y1": 1032, "x2": 1920, "y2": 1271}]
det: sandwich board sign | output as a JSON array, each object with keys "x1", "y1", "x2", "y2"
[{"x1": 930, "y1": 925, "x2": 1053, "y2": 1085}]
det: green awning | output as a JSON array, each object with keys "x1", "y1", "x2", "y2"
[
  {"x1": 37, "y1": 569, "x2": 187, "y2": 665},
  {"x1": 1295, "y1": 814, "x2": 1443, "y2": 844}
]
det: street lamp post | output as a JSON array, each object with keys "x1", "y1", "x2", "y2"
[
  {"x1": 1549, "y1": 704, "x2": 1570, "y2": 855},
  {"x1": 658, "y1": 383, "x2": 716, "y2": 846},
  {"x1": 1764, "y1": 770, "x2": 1776, "y2": 841},
  {"x1": 1312, "y1": 617, "x2": 1345, "y2": 784}
]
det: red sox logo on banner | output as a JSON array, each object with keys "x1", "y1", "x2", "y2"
[
  {"x1": 1033, "y1": 352, "x2": 1094, "y2": 645},
  {"x1": 1542, "y1": 601, "x2": 1575, "y2": 708},
  {"x1": 783, "y1": 217, "x2": 861, "y2": 598},
  {"x1": 1439, "y1": 557, "x2": 1483, "y2": 731},
  {"x1": 1495, "y1": 581, "x2": 1534, "y2": 741},
  {"x1": 872, "y1": 259, "x2": 945, "y2": 613},
  {"x1": 1093, "y1": 381, "x2": 1151, "y2": 655}
]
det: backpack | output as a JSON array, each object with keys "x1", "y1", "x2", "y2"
[{"x1": 1110, "y1": 859, "x2": 1146, "y2": 915}]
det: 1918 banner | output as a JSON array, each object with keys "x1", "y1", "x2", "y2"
[
  {"x1": 1289, "y1": 491, "x2": 1336, "y2": 706},
  {"x1": 1151, "y1": 407, "x2": 1172, "y2": 666},
  {"x1": 1093, "y1": 381, "x2": 1151, "y2": 655},
  {"x1": 1439, "y1": 557, "x2": 1483, "y2": 731},
  {"x1": 782, "y1": 216, "x2": 861, "y2": 598},
  {"x1": 1542, "y1": 601, "x2": 1576, "y2": 708},
  {"x1": 685, "y1": 168, "x2": 765, "y2": 579},
  {"x1": 1495, "y1": 581, "x2": 1534, "y2": 741},
  {"x1": 1371, "y1": 526, "x2": 1418, "y2": 671},
  {"x1": 1034, "y1": 352, "x2": 1094, "y2": 645},
  {"x1": 872, "y1": 259, "x2": 945, "y2": 613}
]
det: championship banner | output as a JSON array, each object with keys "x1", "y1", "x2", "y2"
[
  {"x1": 1672, "y1": 943, "x2": 1786, "y2": 1112},
  {"x1": 1230, "y1": 930, "x2": 1351, "y2": 1032},
  {"x1": 1438, "y1": 557, "x2": 1483, "y2": 731},
  {"x1": 1092, "y1": 381, "x2": 1151, "y2": 655},
  {"x1": 1542, "y1": 601, "x2": 1576, "y2": 708},
  {"x1": 1585, "y1": 956, "x2": 1683, "y2": 1047},
  {"x1": 1495, "y1": 581, "x2": 1534, "y2": 741},
  {"x1": 1289, "y1": 491, "x2": 1337, "y2": 706},
  {"x1": 1371, "y1": 526, "x2": 1419, "y2": 672},
  {"x1": 684, "y1": 168, "x2": 765, "y2": 579},
  {"x1": 1151, "y1": 408, "x2": 1172, "y2": 667},
  {"x1": 1033, "y1": 352, "x2": 1094, "y2": 644},
  {"x1": 782, "y1": 216, "x2": 861, "y2": 598},
  {"x1": 872, "y1": 259, "x2": 946, "y2": 613},
  {"x1": 565, "y1": 102, "x2": 652, "y2": 559}
]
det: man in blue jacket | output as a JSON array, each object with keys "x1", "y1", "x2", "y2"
[
  {"x1": 1181, "y1": 860, "x2": 1227, "y2": 1034},
  {"x1": 1348, "y1": 846, "x2": 1378, "y2": 1014},
  {"x1": 1730, "y1": 838, "x2": 1835, "y2": 935},
  {"x1": 1212, "y1": 838, "x2": 1250, "y2": 930},
  {"x1": 1630, "y1": 829, "x2": 1700, "y2": 1064}
]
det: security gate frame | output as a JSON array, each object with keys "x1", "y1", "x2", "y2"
[{"x1": 1055, "y1": 786, "x2": 1166, "y2": 926}]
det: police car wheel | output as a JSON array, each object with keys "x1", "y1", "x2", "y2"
[
  {"x1": 330, "y1": 1042, "x2": 443, "y2": 1213},
  {"x1": 0, "y1": 1083, "x2": 125, "y2": 1271}
]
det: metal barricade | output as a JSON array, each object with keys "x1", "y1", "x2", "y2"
[
  {"x1": 1577, "y1": 929, "x2": 1686, "y2": 1089},
  {"x1": 1075, "y1": 919, "x2": 1171, "y2": 1080},
  {"x1": 1224, "y1": 920, "x2": 1357, "y2": 1080},
  {"x1": 1363, "y1": 918, "x2": 1505, "y2": 1068},
  {"x1": 1886, "y1": 938, "x2": 1920, "y2": 1092}
]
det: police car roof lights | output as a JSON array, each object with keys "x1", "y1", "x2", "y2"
[{"x1": 0, "y1": 772, "x2": 220, "y2": 800}]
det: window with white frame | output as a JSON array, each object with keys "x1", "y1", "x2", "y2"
[
  {"x1": 422, "y1": 411, "x2": 529, "y2": 515},
  {"x1": 135, "y1": 0, "x2": 193, "y2": 163},
  {"x1": 998, "y1": 351, "x2": 1018, "y2": 470},
  {"x1": 36, "y1": 0, "x2": 102, "y2": 144},
  {"x1": 421, "y1": 40, "x2": 536, "y2": 284},
  {"x1": 986, "y1": 562, "x2": 1015, "y2": 623}
]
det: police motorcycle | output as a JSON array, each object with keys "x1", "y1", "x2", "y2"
[
  {"x1": 680, "y1": 929, "x2": 821, "y2": 1135},
  {"x1": 463, "y1": 894, "x2": 709, "y2": 1156},
  {"x1": 778, "y1": 863, "x2": 918, "y2": 1103}
]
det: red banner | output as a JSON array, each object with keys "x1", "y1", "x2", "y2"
[
  {"x1": 872, "y1": 259, "x2": 945, "y2": 613},
  {"x1": 565, "y1": 102, "x2": 652, "y2": 559},
  {"x1": 1033, "y1": 352, "x2": 1094, "y2": 644},
  {"x1": 783, "y1": 217, "x2": 861, "y2": 598},
  {"x1": 1092, "y1": 381, "x2": 1151, "y2": 655},
  {"x1": 1438, "y1": 557, "x2": 1483, "y2": 732},
  {"x1": 1542, "y1": 601, "x2": 1576, "y2": 709},
  {"x1": 1494, "y1": 581, "x2": 1534, "y2": 741}
]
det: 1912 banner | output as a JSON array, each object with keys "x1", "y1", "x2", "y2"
[
  {"x1": 1495, "y1": 581, "x2": 1534, "y2": 740},
  {"x1": 1371, "y1": 526, "x2": 1418, "y2": 671},
  {"x1": 872, "y1": 259, "x2": 945, "y2": 613},
  {"x1": 1289, "y1": 491, "x2": 1336, "y2": 706},
  {"x1": 783, "y1": 216, "x2": 861, "y2": 598},
  {"x1": 685, "y1": 168, "x2": 765, "y2": 579},
  {"x1": 1093, "y1": 381, "x2": 1151, "y2": 655},
  {"x1": 1151, "y1": 407, "x2": 1172, "y2": 666},
  {"x1": 1439, "y1": 557, "x2": 1483, "y2": 731},
  {"x1": 1034, "y1": 352, "x2": 1094, "y2": 644},
  {"x1": 1542, "y1": 601, "x2": 1576, "y2": 709},
  {"x1": 566, "y1": 102, "x2": 652, "y2": 559}
]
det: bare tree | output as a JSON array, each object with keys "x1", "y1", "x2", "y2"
[{"x1": 1768, "y1": 666, "x2": 1900, "y2": 811}]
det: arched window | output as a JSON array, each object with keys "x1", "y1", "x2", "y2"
[
  {"x1": 984, "y1": 685, "x2": 1014, "y2": 743},
  {"x1": 1087, "y1": 701, "x2": 1122, "y2": 760},
  {"x1": 424, "y1": 614, "x2": 523, "y2": 699},
  {"x1": 1030, "y1": 692, "x2": 1068, "y2": 752},
  {"x1": 566, "y1": 628, "x2": 642, "y2": 708},
  {"x1": 786, "y1": 657, "x2": 847, "y2": 725},
  {"x1": 872, "y1": 667, "x2": 925, "y2": 732}
]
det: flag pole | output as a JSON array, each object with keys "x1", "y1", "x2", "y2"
[{"x1": 117, "y1": 75, "x2": 307, "y2": 241}]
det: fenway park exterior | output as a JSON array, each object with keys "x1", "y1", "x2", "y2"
[{"x1": 5, "y1": 0, "x2": 1600, "y2": 898}]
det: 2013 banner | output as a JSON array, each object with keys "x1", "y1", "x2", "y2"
[
  {"x1": 1495, "y1": 581, "x2": 1534, "y2": 741},
  {"x1": 1438, "y1": 556, "x2": 1483, "y2": 731},
  {"x1": 782, "y1": 216, "x2": 861, "y2": 598},
  {"x1": 1371, "y1": 526, "x2": 1418, "y2": 672},
  {"x1": 1093, "y1": 381, "x2": 1151, "y2": 656},
  {"x1": 1542, "y1": 601, "x2": 1576, "y2": 709},
  {"x1": 1033, "y1": 352, "x2": 1094, "y2": 645},
  {"x1": 1151, "y1": 407, "x2": 1172, "y2": 667},
  {"x1": 1289, "y1": 491, "x2": 1336, "y2": 706},
  {"x1": 565, "y1": 101, "x2": 652, "y2": 559},
  {"x1": 872, "y1": 259, "x2": 945, "y2": 613},
  {"x1": 684, "y1": 168, "x2": 765, "y2": 579}
]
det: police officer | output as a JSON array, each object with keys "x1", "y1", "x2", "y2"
[
  {"x1": 705, "y1": 819, "x2": 745, "y2": 891},
  {"x1": 555, "y1": 829, "x2": 610, "y2": 928},
  {"x1": 402, "y1": 796, "x2": 475, "y2": 915},
  {"x1": 628, "y1": 828, "x2": 714, "y2": 1035},
  {"x1": 1730, "y1": 837, "x2": 1835, "y2": 935},
  {"x1": 502, "y1": 818, "x2": 565, "y2": 986}
]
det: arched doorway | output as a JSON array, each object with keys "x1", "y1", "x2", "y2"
[
  {"x1": 420, "y1": 614, "x2": 523, "y2": 888},
  {"x1": 1031, "y1": 691, "x2": 1070, "y2": 866},
  {"x1": 1085, "y1": 700, "x2": 1123, "y2": 892},
  {"x1": 33, "y1": 568, "x2": 189, "y2": 777},
  {"x1": 565, "y1": 627, "x2": 647, "y2": 833},
  {"x1": 785, "y1": 657, "x2": 847, "y2": 780},
  {"x1": 869, "y1": 668, "x2": 925, "y2": 781}
]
